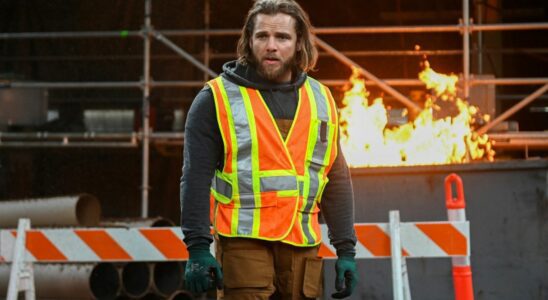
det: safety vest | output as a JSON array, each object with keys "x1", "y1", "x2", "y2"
[{"x1": 207, "y1": 75, "x2": 338, "y2": 246}]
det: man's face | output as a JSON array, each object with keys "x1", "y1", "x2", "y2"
[{"x1": 250, "y1": 13, "x2": 299, "y2": 83}]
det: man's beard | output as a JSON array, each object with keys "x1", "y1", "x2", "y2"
[{"x1": 253, "y1": 54, "x2": 296, "y2": 82}]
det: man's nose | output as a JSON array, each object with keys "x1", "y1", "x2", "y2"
[{"x1": 266, "y1": 37, "x2": 277, "y2": 51}]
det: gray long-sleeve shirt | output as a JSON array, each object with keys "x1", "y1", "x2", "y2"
[{"x1": 180, "y1": 61, "x2": 357, "y2": 256}]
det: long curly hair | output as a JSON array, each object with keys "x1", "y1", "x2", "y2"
[{"x1": 237, "y1": 0, "x2": 318, "y2": 72}]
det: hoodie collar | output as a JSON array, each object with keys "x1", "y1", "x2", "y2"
[{"x1": 221, "y1": 60, "x2": 307, "y2": 91}]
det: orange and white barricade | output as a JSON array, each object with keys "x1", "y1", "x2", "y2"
[
  {"x1": 0, "y1": 174, "x2": 474, "y2": 299},
  {"x1": 1, "y1": 227, "x2": 190, "y2": 263},
  {"x1": 319, "y1": 173, "x2": 474, "y2": 300}
]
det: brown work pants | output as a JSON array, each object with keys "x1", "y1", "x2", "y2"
[{"x1": 217, "y1": 237, "x2": 323, "y2": 300}]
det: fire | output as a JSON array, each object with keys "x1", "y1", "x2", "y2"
[{"x1": 339, "y1": 61, "x2": 495, "y2": 167}]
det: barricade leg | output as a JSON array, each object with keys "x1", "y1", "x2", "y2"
[
  {"x1": 390, "y1": 211, "x2": 412, "y2": 300},
  {"x1": 7, "y1": 218, "x2": 35, "y2": 300}
]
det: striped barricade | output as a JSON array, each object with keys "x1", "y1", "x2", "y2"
[{"x1": 0, "y1": 221, "x2": 468, "y2": 263}]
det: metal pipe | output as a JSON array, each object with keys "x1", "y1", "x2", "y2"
[
  {"x1": 151, "y1": 262, "x2": 184, "y2": 297},
  {"x1": 1, "y1": 263, "x2": 120, "y2": 299},
  {"x1": 490, "y1": 140, "x2": 548, "y2": 150},
  {"x1": 141, "y1": 0, "x2": 152, "y2": 218},
  {"x1": 1, "y1": 23, "x2": 546, "y2": 41},
  {"x1": 472, "y1": 23, "x2": 548, "y2": 32},
  {"x1": 322, "y1": 78, "x2": 424, "y2": 87},
  {"x1": 470, "y1": 77, "x2": 548, "y2": 85},
  {"x1": 315, "y1": 37, "x2": 421, "y2": 113},
  {"x1": 152, "y1": 30, "x2": 218, "y2": 78},
  {"x1": 204, "y1": 0, "x2": 211, "y2": 82},
  {"x1": 160, "y1": 26, "x2": 460, "y2": 36},
  {"x1": 0, "y1": 132, "x2": 179, "y2": 139},
  {"x1": 489, "y1": 132, "x2": 548, "y2": 139},
  {"x1": 0, "y1": 31, "x2": 141, "y2": 39},
  {"x1": 5, "y1": 81, "x2": 141, "y2": 89},
  {"x1": 167, "y1": 290, "x2": 194, "y2": 300},
  {"x1": 7, "y1": 76, "x2": 544, "y2": 91},
  {"x1": 320, "y1": 49, "x2": 464, "y2": 57},
  {"x1": 476, "y1": 0, "x2": 483, "y2": 74},
  {"x1": 121, "y1": 262, "x2": 152, "y2": 298},
  {"x1": 0, "y1": 194, "x2": 101, "y2": 228},
  {"x1": 0, "y1": 132, "x2": 183, "y2": 148},
  {"x1": 0, "y1": 141, "x2": 138, "y2": 148},
  {"x1": 4, "y1": 47, "x2": 548, "y2": 63},
  {"x1": 3, "y1": 77, "x2": 545, "y2": 90},
  {"x1": 462, "y1": 0, "x2": 471, "y2": 99},
  {"x1": 150, "y1": 80, "x2": 205, "y2": 88},
  {"x1": 477, "y1": 83, "x2": 548, "y2": 135}
]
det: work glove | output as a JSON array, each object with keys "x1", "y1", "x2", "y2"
[
  {"x1": 184, "y1": 246, "x2": 223, "y2": 294},
  {"x1": 331, "y1": 255, "x2": 358, "y2": 299}
]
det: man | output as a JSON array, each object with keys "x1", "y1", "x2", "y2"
[{"x1": 180, "y1": 0, "x2": 357, "y2": 299}]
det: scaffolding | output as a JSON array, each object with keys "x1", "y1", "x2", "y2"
[{"x1": 1, "y1": 0, "x2": 547, "y2": 217}]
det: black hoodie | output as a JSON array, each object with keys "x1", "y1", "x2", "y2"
[{"x1": 180, "y1": 61, "x2": 356, "y2": 256}]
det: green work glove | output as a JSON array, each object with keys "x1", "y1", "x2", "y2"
[
  {"x1": 184, "y1": 247, "x2": 223, "y2": 293},
  {"x1": 331, "y1": 256, "x2": 358, "y2": 299}
]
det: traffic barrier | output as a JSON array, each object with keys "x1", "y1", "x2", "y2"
[
  {"x1": 0, "y1": 223, "x2": 468, "y2": 262},
  {"x1": 0, "y1": 174, "x2": 473, "y2": 299}
]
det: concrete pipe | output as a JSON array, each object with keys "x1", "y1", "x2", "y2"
[
  {"x1": 0, "y1": 263, "x2": 120, "y2": 299},
  {"x1": 151, "y1": 262, "x2": 184, "y2": 297},
  {"x1": 100, "y1": 217, "x2": 175, "y2": 228},
  {"x1": 121, "y1": 262, "x2": 152, "y2": 298},
  {"x1": 167, "y1": 290, "x2": 195, "y2": 300},
  {"x1": 0, "y1": 194, "x2": 101, "y2": 228}
]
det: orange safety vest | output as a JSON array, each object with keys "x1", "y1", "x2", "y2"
[{"x1": 207, "y1": 76, "x2": 338, "y2": 246}]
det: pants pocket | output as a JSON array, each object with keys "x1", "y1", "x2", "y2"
[
  {"x1": 302, "y1": 257, "x2": 323, "y2": 298},
  {"x1": 222, "y1": 248, "x2": 273, "y2": 289}
]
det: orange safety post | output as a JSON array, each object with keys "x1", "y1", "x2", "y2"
[{"x1": 445, "y1": 173, "x2": 474, "y2": 300}]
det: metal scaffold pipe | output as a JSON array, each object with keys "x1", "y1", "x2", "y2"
[
  {"x1": 0, "y1": 263, "x2": 120, "y2": 299},
  {"x1": 141, "y1": 0, "x2": 152, "y2": 218},
  {"x1": 1, "y1": 23, "x2": 546, "y2": 40},
  {"x1": 477, "y1": 83, "x2": 548, "y2": 135},
  {"x1": 315, "y1": 37, "x2": 421, "y2": 113},
  {"x1": 0, "y1": 195, "x2": 101, "y2": 228},
  {"x1": 0, "y1": 31, "x2": 141, "y2": 39},
  {"x1": 462, "y1": 0, "x2": 471, "y2": 99},
  {"x1": 6, "y1": 81, "x2": 141, "y2": 89},
  {"x1": 470, "y1": 77, "x2": 548, "y2": 86},
  {"x1": 152, "y1": 30, "x2": 218, "y2": 78}
]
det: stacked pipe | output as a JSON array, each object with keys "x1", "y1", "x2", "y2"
[
  {"x1": 0, "y1": 195, "x2": 197, "y2": 299},
  {"x1": 0, "y1": 194, "x2": 101, "y2": 228},
  {"x1": 0, "y1": 263, "x2": 121, "y2": 299},
  {"x1": 0, "y1": 263, "x2": 195, "y2": 299}
]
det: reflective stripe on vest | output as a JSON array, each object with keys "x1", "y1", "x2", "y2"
[{"x1": 207, "y1": 76, "x2": 338, "y2": 246}]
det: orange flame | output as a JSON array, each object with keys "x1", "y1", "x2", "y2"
[{"x1": 339, "y1": 62, "x2": 495, "y2": 167}]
